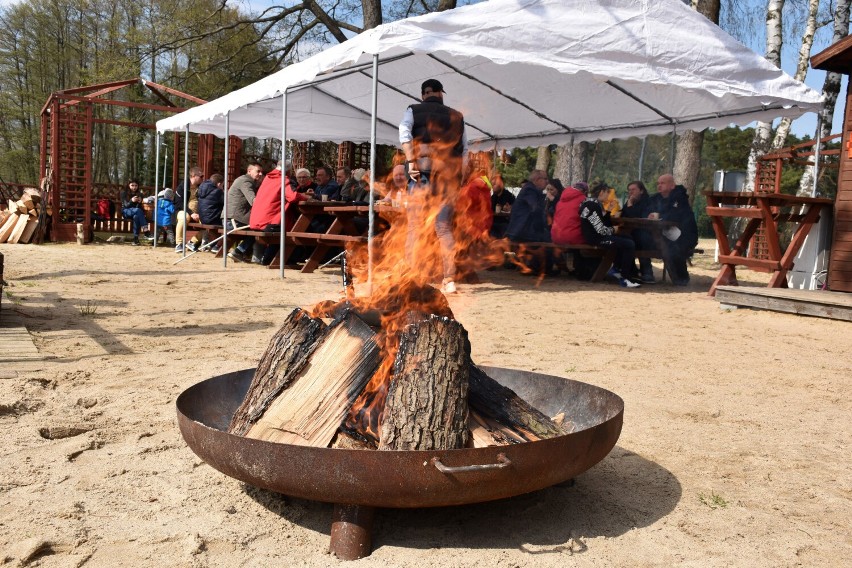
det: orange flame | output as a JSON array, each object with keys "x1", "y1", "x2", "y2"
[{"x1": 310, "y1": 151, "x2": 507, "y2": 444}]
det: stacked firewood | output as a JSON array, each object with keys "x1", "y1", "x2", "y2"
[
  {"x1": 229, "y1": 294, "x2": 567, "y2": 453},
  {"x1": 0, "y1": 189, "x2": 42, "y2": 244}
]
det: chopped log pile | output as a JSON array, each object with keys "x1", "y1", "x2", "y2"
[
  {"x1": 0, "y1": 189, "x2": 43, "y2": 245},
  {"x1": 229, "y1": 287, "x2": 567, "y2": 450}
]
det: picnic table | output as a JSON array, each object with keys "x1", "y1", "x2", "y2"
[{"x1": 704, "y1": 191, "x2": 833, "y2": 296}]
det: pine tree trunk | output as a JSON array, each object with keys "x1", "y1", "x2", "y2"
[
  {"x1": 535, "y1": 145, "x2": 551, "y2": 174},
  {"x1": 673, "y1": 130, "x2": 703, "y2": 204}
]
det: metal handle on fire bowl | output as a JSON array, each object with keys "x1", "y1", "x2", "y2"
[{"x1": 430, "y1": 453, "x2": 512, "y2": 474}]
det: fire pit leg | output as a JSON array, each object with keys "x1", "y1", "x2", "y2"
[{"x1": 330, "y1": 504, "x2": 375, "y2": 560}]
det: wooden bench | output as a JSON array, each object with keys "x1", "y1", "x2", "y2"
[{"x1": 513, "y1": 242, "x2": 704, "y2": 283}]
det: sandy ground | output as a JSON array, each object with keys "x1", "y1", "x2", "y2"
[{"x1": 0, "y1": 238, "x2": 849, "y2": 567}]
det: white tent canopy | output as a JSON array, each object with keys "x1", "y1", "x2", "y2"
[{"x1": 156, "y1": 0, "x2": 823, "y2": 150}]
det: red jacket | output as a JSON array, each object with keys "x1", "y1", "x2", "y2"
[
  {"x1": 249, "y1": 168, "x2": 308, "y2": 231},
  {"x1": 457, "y1": 176, "x2": 494, "y2": 236},
  {"x1": 550, "y1": 186, "x2": 586, "y2": 245}
]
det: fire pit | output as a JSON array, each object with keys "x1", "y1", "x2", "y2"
[{"x1": 176, "y1": 365, "x2": 623, "y2": 559}]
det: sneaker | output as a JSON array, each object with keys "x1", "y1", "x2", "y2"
[
  {"x1": 132, "y1": 237, "x2": 140, "y2": 246},
  {"x1": 441, "y1": 280, "x2": 457, "y2": 294},
  {"x1": 619, "y1": 277, "x2": 641, "y2": 288},
  {"x1": 227, "y1": 251, "x2": 245, "y2": 263},
  {"x1": 187, "y1": 241, "x2": 199, "y2": 252},
  {"x1": 174, "y1": 244, "x2": 184, "y2": 253},
  {"x1": 606, "y1": 266, "x2": 622, "y2": 280},
  {"x1": 640, "y1": 273, "x2": 656, "y2": 284},
  {"x1": 251, "y1": 255, "x2": 264, "y2": 264},
  {"x1": 209, "y1": 246, "x2": 221, "y2": 255}
]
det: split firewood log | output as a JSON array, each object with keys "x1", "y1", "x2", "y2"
[
  {"x1": 241, "y1": 310, "x2": 382, "y2": 447},
  {"x1": 468, "y1": 365, "x2": 566, "y2": 441},
  {"x1": 378, "y1": 314, "x2": 470, "y2": 451},
  {"x1": 229, "y1": 308, "x2": 327, "y2": 435}
]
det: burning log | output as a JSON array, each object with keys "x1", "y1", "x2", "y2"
[
  {"x1": 230, "y1": 309, "x2": 382, "y2": 448},
  {"x1": 468, "y1": 365, "x2": 566, "y2": 441},
  {"x1": 244, "y1": 310, "x2": 380, "y2": 446},
  {"x1": 229, "y1": 308, "x2": 327, "y2": 436},
  {"x1": 378, "y1": 315, "x2": 470, "y2": 451}
]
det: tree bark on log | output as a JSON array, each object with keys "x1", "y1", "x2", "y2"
[
  {"x1": 244, "y1": 311, "x2": 381, "y2": 447},
  {"x1": 378, "y1": 315, "x2": 470, "y2": 451},
  {"x1": 468, "y1": 365, "x2": 565, "y2": 441},
  {"x1": 229, "y1": 308, "x2": 327, "y2": 435}
]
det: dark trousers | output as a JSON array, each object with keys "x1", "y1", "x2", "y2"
[
  {"x1": 662, "y1": 239, "x2": 691, "y2": 284},
  {"x1": 598, "y1": 235, "x2": 637, "y2": 278},
  {"x1": 122, "y1": 207, "x2": 147, "y2": 236}
]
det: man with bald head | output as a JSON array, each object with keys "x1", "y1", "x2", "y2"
[{"x1": 649, "y1": 174, "x2": 698, "y2": 286}]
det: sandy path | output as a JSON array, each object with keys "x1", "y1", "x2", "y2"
[{"x1": 0, "y1": 240, "x2": 849, "y2": 567}]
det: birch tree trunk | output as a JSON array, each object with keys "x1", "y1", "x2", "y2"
[
  {"x1": 772, "y1": 0, "x2": 820, "y2": 150},
  {"x1": 746, "y1": 0, "x2": 786, "y2": 191},
  {"x1": 799, "y1": 0, "x2": 851, "y2": 196}
]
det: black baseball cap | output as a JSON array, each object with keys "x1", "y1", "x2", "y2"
[{"x1": 421, "y1": 79, "x2": 445, "y2": 95}]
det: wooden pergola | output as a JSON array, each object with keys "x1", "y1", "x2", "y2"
[{"x1": 39, "y1": 78, "x2": 244, "y2": 242}]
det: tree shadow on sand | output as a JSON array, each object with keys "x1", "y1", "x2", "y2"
[{"x1": 242, "y1": 445, "x2": 680, "y2": 555}]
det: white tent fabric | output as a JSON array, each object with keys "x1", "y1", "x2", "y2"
[{"x1": 156, "y1": 0, "x2": 823, "y2": 150}]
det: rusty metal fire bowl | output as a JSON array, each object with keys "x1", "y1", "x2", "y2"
[{"x1": 176, "y1": 366, "x2": 624, "y2": 559}]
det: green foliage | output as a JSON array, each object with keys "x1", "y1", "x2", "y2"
[{"x1": 496, "y1": 147, "x2": 539, "y2": 186}]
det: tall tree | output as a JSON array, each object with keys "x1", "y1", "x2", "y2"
[
  {"x1": 746, "y1": 0, "x2": 786, "y2": 191},
  {"x1": 772, "y1": 0, "x2": 824, "y2": 150},
  {"x1": 799, "y1": 0, "x2": 851, "y2": 195},
  {"x1": 673, "y1": 0, "x2": 722, "y2": 201}
]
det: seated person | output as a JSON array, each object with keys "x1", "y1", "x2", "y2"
[
  {"x1": 250, "y1": 160, "x2": 314, "y2": 265},
  {"x1": 596, "y1": 182, "x2": 622, "y2": 217},
  {"x1": 505, "y1": 169, "x2": 556, "y2": 275},
  {"x1": 294, "y1": 168, "x2": 317, "y2": 193},
  {"x1": 314, "y1": 165, "x2": 341, "y2": 201},
  {"x1": 155, "y1": 189, "x2": 176, "y2": 246},
  {"x1": 174, "y1": 167, "x2": 203, "y2": 253},
  {"x1": 579, "y1": 184, "x2": 641, "y2": 288},
  {"x1": 454, "y1": 167, "x2": 495, "y2": 281},
  {"x1": 544, "y1": 178, "x2": 564, "y2": 227},
  {"x1": 120, "y1": 180, "x2": 148, "y2": 246},
  {"x1": 381, "y1": 165, "x2": 408, "y2": 205},
  {"x1": 489, "y1": 174, "x2": 514, "y2": 238},
  {"x1": 336, "y1": 166, "x2": 357, "y2": 200},
  {"x1": 551, "y1": 182, "x2": 588, "y2": 246},
  {"x1": 224, "y1": 163, "x2": 263, "y2": 262},
  {"x1": 197, "y1": 173, "x2": 224, "y2": 252},
  {"x1": 621, "y1": 180, "x2": 656, "y2": 283},
  {"x1": 649, "y1": 174, "x2": 698, "y2": 286}
]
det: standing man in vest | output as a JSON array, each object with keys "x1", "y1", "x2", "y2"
[{"x1": 399, "y1": 78, "x2": 468, "y2": 294}]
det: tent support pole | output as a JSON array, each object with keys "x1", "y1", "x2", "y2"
[
  {"x1": 670, "y1": 125, "x2": 677, "y2": 171},
  {"x1": 223, "y1": 113, "x2": 230, "y2": 268},
  {"x1": 182, "y1": 126, "x2": 189, "y2": 257},
  {"x1": 812, "y1": 113, "x2": 822, "y2": 197},
  {"x1": 638, "y1": 136, "x2": 647, "y2": 181},
  {"x1": 568, "y1": 134, "x2": 575, "y2": 184},
  {"x1": 280, "y1": 91, "x2": 288, "y2": 280},
  {"x1": 153, "y1": 132, "x2": 160, "y2": 248},
  {"x1": 368, "y1": 54, "x2": 378, "y2": 294}
]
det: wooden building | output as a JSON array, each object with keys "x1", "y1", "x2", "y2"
[{"x1": 812, "y1": 38, "x2": 852, "y2": 292}]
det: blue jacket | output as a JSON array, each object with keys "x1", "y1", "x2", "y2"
[
  {"x1": 157, "y1": 198, "x2": 175, "y2": 227},
  {"x1": 197, "y1": 180, "x2": 224, "y2": 225},
  {"x1": 506, "y1": 182, "x2": 549, "y2": 243}
]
